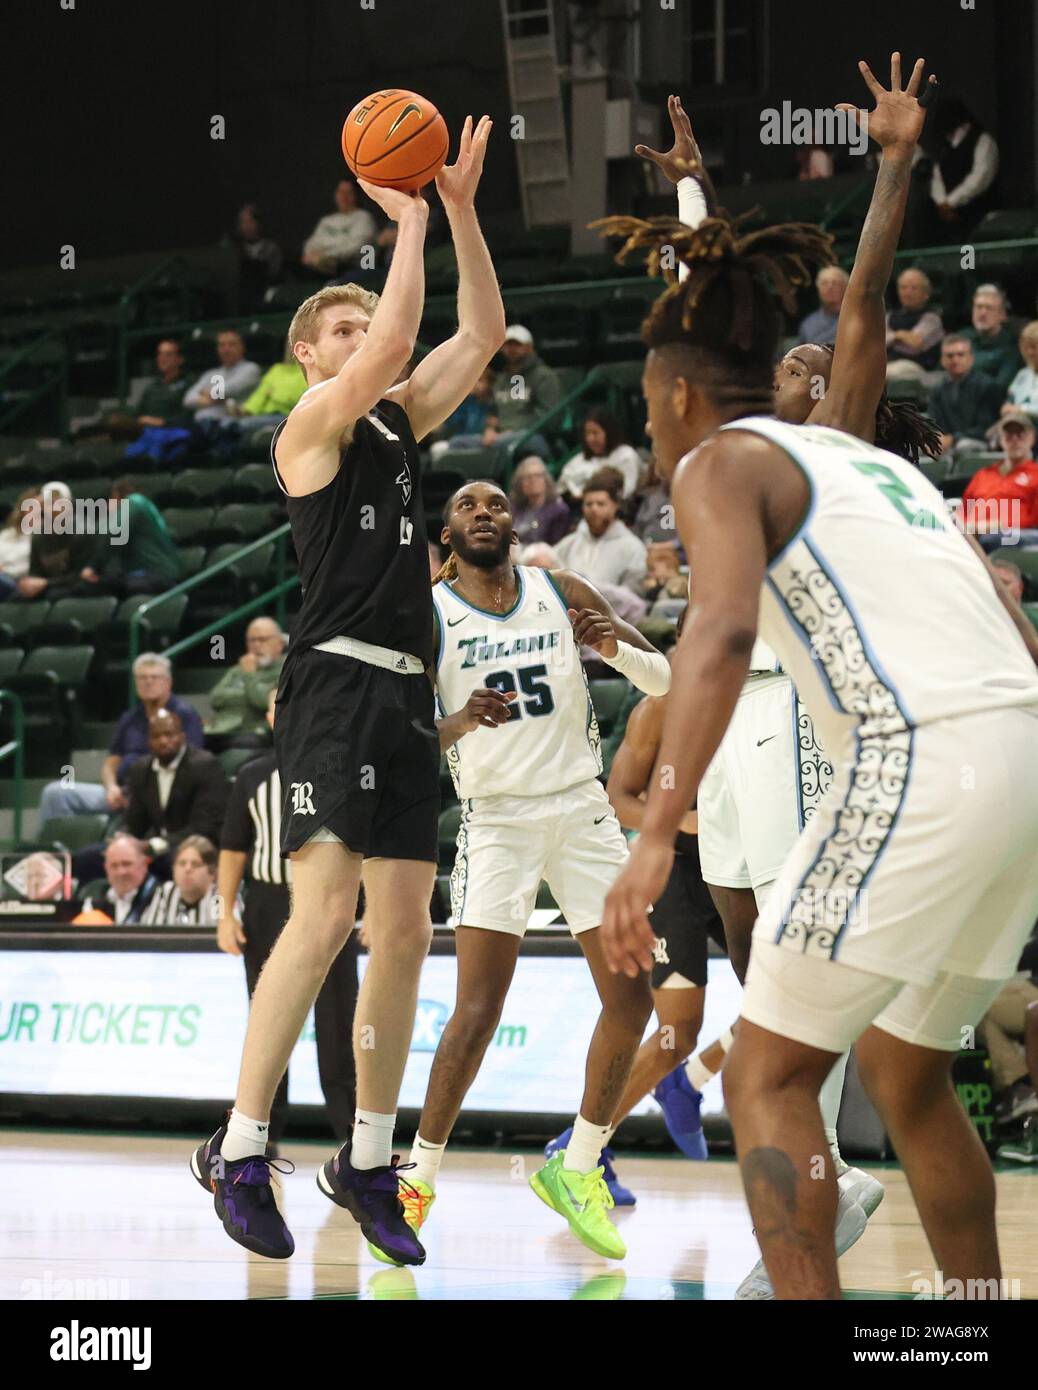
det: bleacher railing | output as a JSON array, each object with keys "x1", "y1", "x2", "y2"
[
  {"x1": 0, "y1": 689, "x2": 26, "y2": 842},
  {"x1": 0, "y1": 327, "x2": 68, "y2": 437},
  {"x1": 126, "y1": 524, "x2": 297, "y2": 704}
]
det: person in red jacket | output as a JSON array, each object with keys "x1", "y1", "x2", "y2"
[{"x1": 962, "y1": 410, "x2": 1038, "y2": 534}]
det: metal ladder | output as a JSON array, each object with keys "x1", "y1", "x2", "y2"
[{"x1": 499, "y1": 0, "x2": 571, "y2": 226}]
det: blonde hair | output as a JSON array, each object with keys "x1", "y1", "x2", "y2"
[
  {"x1": 287, "y1": 283, "x2": 381, "y2": 372},
  {"x1": 1019, "y1": 320, "x2": 1038, "y2": 345}
]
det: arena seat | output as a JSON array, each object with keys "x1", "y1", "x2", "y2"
[
  {"x1": 201, "y1": 503, "x2": 275, "y2": 547},
  {"x1": 166, "y1": 466, "x2": 233, "y2": 506},
  {"x1": 0, "y1": 602, "x2": 53, "y2": 644},
  {"x1": 163, "y1": 506, "x2": 215, "y2": 544},
  {"x1": 223, "y1": 462, "x2": 278, "y2": 502},
  {"x1": 38, "y1": 813, "x2": 111, "y2": 852},
  {"x1": 220, "y1": 747, "x2": 266, "y2": 778},
  {"x1": 0, "y1": 647, "x2": 24, "y2": 681},
  {"x1": 589, "y1": 677, "x2": 630, "y2": 737}
]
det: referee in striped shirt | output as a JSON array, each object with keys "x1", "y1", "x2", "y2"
[{"x1": 218, "y1": 687, "x2": 358, "y2": 1148}]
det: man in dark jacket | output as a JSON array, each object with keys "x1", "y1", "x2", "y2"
[
  {"x1": 123, "y1": 710, "x2": 230, "y2": 866},
  {"x1": 928, "y1": 334, "x2": 1003, "y2": 462}
]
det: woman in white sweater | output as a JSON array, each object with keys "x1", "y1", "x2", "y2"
[
  {"x1": 0, "y1": 488, "x2": 38, "y2": 599},
  {"x1": 557, "y1": 408, "x2": 642, "y2": 499}
]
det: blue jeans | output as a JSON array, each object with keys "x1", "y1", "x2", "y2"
[{"x1": 38, "y1": 781, "x2": 109, "y2": 825}]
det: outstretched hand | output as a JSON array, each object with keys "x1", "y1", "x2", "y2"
[
  {"x1": 836, "y1": 52, "x2": 937, "y2": 157},
  {"x1": 357, "y1": 178, "x2": 428, "y2": 223},
  {"x1": 635, "y1": 94, "x2": 705, "y2": 185},
  {"x1": 436, "y1": 114, "x2": 493, "y2": 208}
]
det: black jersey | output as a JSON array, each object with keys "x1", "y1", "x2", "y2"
[{"x1": 272, "y1": 397, "x2": 432, "y2": 667}]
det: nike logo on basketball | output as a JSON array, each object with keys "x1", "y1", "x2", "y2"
[
  {"x1": 447, "y1": 615, "x2": 467, "y2": 627},
  {"x1": 291, "y1": 781, "x2": 316, "y2": 815},
  {"x1": 756, "y1": 736, "x2": 776, "y2": 746},
  {"x1": 386, "y1": 102, "x2": 422, "y2": 139}
]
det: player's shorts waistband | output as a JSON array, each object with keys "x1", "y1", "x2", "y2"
[{"x1": 310, "y1": 635, "x2": 425, "y2": 675}]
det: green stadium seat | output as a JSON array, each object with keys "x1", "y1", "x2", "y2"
[
  {"x1": 177, "y1": 545, "x2": 207, "y2": 576},
  {"x1": 220, "y1": 747, "x2": 265, "y2": 778},
  {"x1": 120, "y1": 470, "x2": 174, "y2": 502},
  {"x1": 0, "y1": 602, "x2": 53, "y2": 641},
  {"x1": 49, "y1": 596, "x2": 119, "y2": 629},
  {"x1": 164, "y1": 506, "x2": 215, "y2": 543},
  {"x1": 115, "y1": 592, "x2": 189, "y2": 642},
  {"x1": 38, "y1": 814, "x2": 111, "y2": 851},
  {"x1": 202, "y1": 503, "x2": 276, "y2": 546},
  {"x1": 597, "y1": 296, "x2": 650, "y2": 361},
  {"x1": 1024, "y1": 602, "x2": 1038, "y2": 630},
  {"x1": 22, "y1": 644, "x2": 95, "y2": 689},
  {"x1": 69, "y1": 475, "x2": 113, "y2": 501},
  {"x1": 0, "y1": 648, "x2": 24, "y2": 681},
  {"x1": 166, "y1": 467, "x2": 234, "y2": 506},
  {"x1": 174, "y1": 666, "x2": 226, "y2": 695},
  {"x1": 589, "y1": 678, "x2": 630, "y2": 738},
  {"x1": 224, "y1": 462, "x2": 279, "y2": 502},
  {"x1": 22, "y1": 618, "x2": 85, "y2": 649},
  {"x1": 975, "y1": 208, "x2": 1037, "y2": 242},
  {"x1": 203, "y1": 540, "x2": 275, "y2": 581}
]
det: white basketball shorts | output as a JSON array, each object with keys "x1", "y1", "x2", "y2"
[
  {"x1": 449, "y1": 778, "x2": 628, "y2": 936},
  {"x1": 698, "y1": 673, "x2": 831, "y2": 892},
  {"x1": 741, "y1": 704, "x2": 1038, "y2": 1053}
]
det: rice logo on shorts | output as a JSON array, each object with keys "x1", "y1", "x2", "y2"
[
  {"x1": 652, "y1": 936, "x2": 669, "y2": 966},
  {"x1": 291, "y1": 781, "x2": 316, "y2": 816}
]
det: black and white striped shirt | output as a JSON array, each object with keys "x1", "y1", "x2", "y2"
[
  {"x1": 142, "y1": 882, "x2": 221, "y2": 926},
  {"x1": 219, "y1": 752, "x2": 290, "y2": 886}
]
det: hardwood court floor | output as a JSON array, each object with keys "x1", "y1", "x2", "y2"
[{"x1": 2, "y1": 1131, "x2": 1035, "y2": 1300}]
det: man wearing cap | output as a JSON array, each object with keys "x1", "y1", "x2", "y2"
[
  {"x1": 962, "y1": 411, "x2": 1038, "y2": 534},
  {"x1": 450, "y1": 325, "x2": 560, "y2": 463},
  {"x1": 16, "y1": 481, "x2": 99, "y2": 601}
]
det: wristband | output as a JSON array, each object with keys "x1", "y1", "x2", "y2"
[
  {"x1": 677, "y1": 176, "x2": 708, "y2": 284},
  {"x1": 600, "y1": 640, "x2": 671, "y2": 697}
]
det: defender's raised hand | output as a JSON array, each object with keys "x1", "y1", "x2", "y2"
[
  {"x1": 436, "y1": 114, "x2": 493, "y2": 208},
  {"x1": 635, "y1": 94, "x2": 705, "y2": 185},
  {"x1": 836, "y1": 52, "x2": 937, "y2": 157}
]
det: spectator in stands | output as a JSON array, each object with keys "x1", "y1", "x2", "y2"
[
  {"x1": 232, "y1": 203, "x2": 283, "y2": 310},
  {"x1": 886, "y1": 268, "x2": 944, "y2": 383},
  {"x1": 38, "y1": 652, "x2": 205, "y2": 824},
  {"x1": 112, "y1": 709, "x2": 229, "y2": 880},
  {"x1": 301, "y1": 179, "x2": 377, "y2": 277},
  {"x1": 519, "y1": 541, "x2": 649, "y2": 629},
  {"x1": 927, "y1": 95, "x2": 999, "y2": 235},
  {"x1": 961, "y1": 284, "x2": 1022, "y2": 395},
  {"x1": 979, "y1": 926, "x2": 1038, "y2": 1129},
  {"x1": 799, "y1": 265, "x2": 848, "y2": 347},
  {"x1": 795, "y1": 146, "x2": 835, "y2": 181},
  {"x1": 961, "y1": 412, "x2": 1038, "y2": 533},
  {"x1": 630, "y1": 456, "x2": 676, "y2": 547},
  {"x1": 77, "y1": 340, "x2": 193, "y2": 441},
  {"x1": 79, "y1": 479, "x2": 181, "y2": 597},
  {"x1": 183, "y1": 329, "x2": 262, "y2": 425},
  {"x1": 206, "y1": 617, "x2": 287, "y2": 748},
  {"x1": 0, "y1": 487, "x2": 38, "y2": 599},
  {"x1": 640, "y1": 544, "x2": 687, "y2": 606},
  {"x1": 142, "y1": 834, "x2": 221, "y2": 925},
  {"x1": 430, "y1": 367, "x2": 496, "y2": 459},
  {"x1": 1004, "y1": 321, "x2": 1038, "y2": 426},
  {"x1": 451, "y1": 326, "x2": 559, "y2": 462},
  {"x1": 224, "y1": 338, "x2": 307, "y2": 435},
  {"x1": 555, "y1": 467, "x2": 648, "y2": 592},
  {"x1": 83, "y1": 833, "x2": 161, "y2": 925},
  {"x1": 558, "y1": 409, "x2": 642, "y2": 500},
  {"x1": 509, "y1": 457, "x2": 571, "y2": 548},
  {"x1": 17, "y1": 481, "x2": 98, "y2": 601},
  {"x1": 992, "y1": 558, "x2": 1026, "y2": 605},
  {"x1": 929, "y1": 335, "x2": 1004, "y2": 462}
]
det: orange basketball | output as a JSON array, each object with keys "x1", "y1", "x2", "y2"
[{"x1": 342, "y1": 89, "x2": 449, "y2": 192}]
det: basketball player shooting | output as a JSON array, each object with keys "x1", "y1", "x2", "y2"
[
  {"x1": 190, "y1": 115, "x2": 506, "y2": 1267},
  {"x1": 599, "y1": 197, "x2": 1038, "y2": 1297}
]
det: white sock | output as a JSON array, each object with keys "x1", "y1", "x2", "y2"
[
  {"x1": 819, "y1": 1051, "x2": 851, "y2": 1172},
  {"x1": 563, "y1": 1115, "x2": 612, "y2": 1174},
  {"x1": 222, "y1": 1108, "x2": 270, "y2": 1162},
  {"x1": 351, "y1": 1109, "x2": 396, "y2": 1170},
  {"x1": 685, "y1": 1051, "x2": 718, "y2": 1091},
  {"x1": 408, "y1": 1134, "x2": 446, "y2": 1190}
]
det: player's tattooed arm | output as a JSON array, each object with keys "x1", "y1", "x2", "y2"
[{"x1": 811, "y1": 54, "x2": 936, "y2": 440}]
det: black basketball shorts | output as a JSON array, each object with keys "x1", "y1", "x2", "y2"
[
  {"x1": 649, "y1": 838, "x2": 728, "y2": 989},
  {"x1": 274, "y1": 647, "x2": 440, "y2": 861}
]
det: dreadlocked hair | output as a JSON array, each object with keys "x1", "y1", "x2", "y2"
[
  {"x1": 591, "y1": 212, "x2": 836, "y2": 410},
  {"x1": 810, "y1": 344, "x2": 942, "y2": 462},
  {"x1": 874, "y1": 397, "x2": 943, "y2": 463},
  {"x1": 433, "y1": 552, "x2": 458, "y2": 585}
]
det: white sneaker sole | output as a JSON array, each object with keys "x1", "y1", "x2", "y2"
[
  {"x1": 735, "y1": 1190, "x2": 867, "y2": 1300},
  {"x1": 838, "y1": 1166, "x2": 885, "y2": 1219}
]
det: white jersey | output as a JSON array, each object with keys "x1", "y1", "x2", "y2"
[
  {"x1": 433, "y1": 565, "x2": 602, "y2": 799},
  {"x1": 715, "y1": 417, "x2": 1038, "y2": 761}
]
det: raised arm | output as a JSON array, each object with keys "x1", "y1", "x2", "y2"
[
  {"x1": 601, "y1": 436, "x2": 776, "y2": 975},
  {"x1": 388, "y1": 116, "x2": 506, "y2": 442},
  {"x1": 554, "y1": 569, "x2": 672, "y2": 695},
  {"x1": 810, "y1": 53, "x2": 936, "y2": 440},
  {"x1": 276, "y1": 184, "x2": 428, "y2": 492}
]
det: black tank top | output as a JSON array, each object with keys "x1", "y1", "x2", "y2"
[{"x1": 272, "y1": 398, "x2": 432, "y2": 667}]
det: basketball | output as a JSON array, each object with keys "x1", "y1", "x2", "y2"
[{"x1": 341, "y1": 89, "x2": 449, "y2": 191}]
